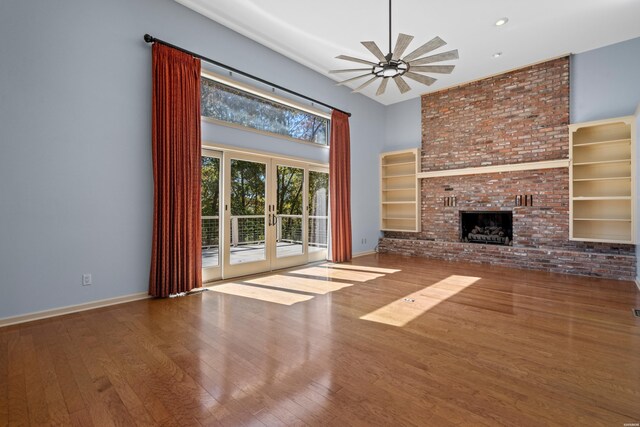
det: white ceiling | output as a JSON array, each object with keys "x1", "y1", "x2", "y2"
[{"x1": 177, "y1": 0, "x2": 640, "y2": 105}]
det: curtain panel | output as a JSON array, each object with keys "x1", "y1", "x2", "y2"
[
  {"x1": 329, "y1": 110, "x2": 352, "y2": 262},
  {"x1": 149, "y1": 43, "x2": 202, "y2": 297}
]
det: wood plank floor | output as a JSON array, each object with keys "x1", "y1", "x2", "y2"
[{"x1": 1, "y1": 254, "x2": 639, "y2": 426}]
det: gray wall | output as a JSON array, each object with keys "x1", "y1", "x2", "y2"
[
  {"x1": 571, "y1": 37, "x2": 640, "y2": 123},
  {"x1": 383, "y1": 97, "x2": 422, "y2": 152},
  {"x1": 0, "y1": 0, "x2": 385, "y2": 319}
]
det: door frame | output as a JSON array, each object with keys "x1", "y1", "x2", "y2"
[
  {"x1": 201, "y1": 148, "x2": 223, "y2": 283},
  {"x1": 270, "y1": 159, "x2": 309, "y2": 270},
  {"x1": 202, "y1": 142, "x2": 330, "y2": 280},
  {"x1": 223, "y1": 151, "x2": 273, "y2": 279},
  {"x1": 307, "y1": 165, "x2": 330, "y2": 263}
]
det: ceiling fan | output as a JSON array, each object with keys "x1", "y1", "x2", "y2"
[{"x1": 331, "y1": 0, "x2": 459, "y2": 96}]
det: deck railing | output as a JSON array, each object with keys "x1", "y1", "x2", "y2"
[{"x1": 202, "y1": 215, "x2": 328, "y2": 249}]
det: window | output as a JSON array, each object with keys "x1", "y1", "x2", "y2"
[{"x1": 201, "y1": 75, "x2": 329, "y2": 146}]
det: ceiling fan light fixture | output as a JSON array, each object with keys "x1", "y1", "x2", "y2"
[
  {"x1": 495, "y1": 17, "x2": 509, "y2": 26},
  {"x1": 333, "y1": 0, "x2": 459, "y2": 96},
  {"x1": 383, "y1": 67, "x2": 398, "y2": 77}
]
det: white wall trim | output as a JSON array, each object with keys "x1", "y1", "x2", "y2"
[
  {"x1": 353, "y1": 250, "x2": 376, "y2": 258},
  {"x1": 417, "y1": 159, "x2": 570, "y2": 179},
  {"x1": 202, "y1": 140, "x2": 328, "y2": 167},
  {"x1": 0, "y1": 292, "x2": 151, "y2": 328},
  {"x1": 635, "y1": 278, "x2": 640, "y2": 292}
]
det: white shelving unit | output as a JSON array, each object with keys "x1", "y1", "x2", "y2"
[
  {"x1": 380, "y1": 148, "x2": 420, "y2": 232},
  {"x1": 569, "y1": 116, "x2": 636, "y2": 243}
]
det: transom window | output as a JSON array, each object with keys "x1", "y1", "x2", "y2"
[{"x1": 201, "y1": 75, "x2": 330, "y2": 146}]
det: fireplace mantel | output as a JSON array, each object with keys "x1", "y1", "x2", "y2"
[{"x1": 417, "y1": 159, "x2": 569, "y2": 179}]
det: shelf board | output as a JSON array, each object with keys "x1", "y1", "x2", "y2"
[
  {"x1": 382, "y1": 201, "x2": 416, "y2": 204},
  {"x1": 573, "y1": 159, "x2": 631, "y2": 166},
  {"x1": 382, "y1": 174, "x2": 416, "y2": 178},
  {"x1": 570, "y1": 236, "x2": 633, "y2": 244},
  {"x1": 572, "y1": 176, "x2": 631, "y2": 182},
  {"x1": 382, "y1": 187, "x2": 415, "y2": 191},
  {"x1": 381, "y1": 228, "x2": 418, "y2": 232},
  {"x1": 573, "y1": 138, "x2": 631, "y2": 148},
  {"x1": 572, "y1": 196, "x2": 631, "y2": 201},
  {"x1": 382, "y1": 217, "x2": 415, "y2": 221},
  {"x1": 382, "y1": 161, "x2": 415, "y2": 167},
  {"x1": 573, "y1": 218, "x2": 631, "y2": 222}
]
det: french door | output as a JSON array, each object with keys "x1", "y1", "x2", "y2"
[{"x1": 215, "y1": 151, "x2": 328, "y2": 279}]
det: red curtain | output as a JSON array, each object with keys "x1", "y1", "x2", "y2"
[
  {"x1": 329, "y1": 110, "x2": 352, "y2": 262},
  {"x1": 149, "y1": 44, "x2": 202, "y2": 297}
]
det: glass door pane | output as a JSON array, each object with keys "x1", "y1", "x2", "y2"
[
  {"x1": 309, "y1": 170, "x2": 329, "y2": 260},
  {"x1": 276, "y1": 165, "x2": 304, "y2": 258},
  {"x1": 230, "y1": 159, "x2": 267, "y2": 265},
  {"x1": 201, "y1": 155, "x2": 221, "y2": 270}
]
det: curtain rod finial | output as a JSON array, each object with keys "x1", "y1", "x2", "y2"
[{"x1": 144, "y1": 34, "x2": 154, "y2": 43}]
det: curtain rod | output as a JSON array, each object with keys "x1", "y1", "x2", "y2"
[{"x1": 143, "y1": 34, "x2": 352, "y2": 117}]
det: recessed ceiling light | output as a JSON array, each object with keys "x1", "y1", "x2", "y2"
[
  {"x1": 493, "y1": 52, "x2": 503, "y2": 58},
  {"x1": 495, "y1": 17, "x2": 509, "y2": 26}
]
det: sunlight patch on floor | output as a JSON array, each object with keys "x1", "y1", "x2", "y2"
[
  {"x1": 245, "y1": 275, "x2": 353, "y2": 295},
  {"x1": 208, "y1": 283, "x2": 313, "y2": 305},
  {"x1": 319, "y1": 263, "x2": 401, "y2": 274},
  {"x1": 291, "y1": 266, "x2": 384, "y2": 282},
  {"x1": 360, "y1": 275, "x2": 481, "y2": 326}
]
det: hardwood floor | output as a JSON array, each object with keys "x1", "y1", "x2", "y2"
[{"x1": 1, "y1": 254, "x2": 639, "y2": 426}]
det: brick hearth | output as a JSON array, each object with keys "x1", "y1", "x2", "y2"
[{"x1": 380, "y1": 57, "x2": 636, "y2": 280}]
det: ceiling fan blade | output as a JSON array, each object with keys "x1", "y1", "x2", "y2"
[
  {"x1": 391, "y1": 33, "x2": 414, "y2": 61},
  {"x1": 409, "y1": 65, "x2": 455, "y2": 74},
  {"x1": 409, "y1": 50, "x2": 459, "y2": 66},
  {"x1": 402, "y1": 36, "x2": 447, "y2": 62},
  {"x1": 336, "y1": 55, "x2": 378, "y2": 66},
  {"x1": 361, "y1": 41, "x2": 388, "y2": 62},
  {"x1": 329, "y1": 68, "x2": 372, "y2": 74},
  {"x1": 393, "y1": 75, "x2": 411, "y2": 94},
  {"x1": 336, "y1": 73, "x2": 373, "y2": 85},
  {"x1": 404, "y1": 72, "x2": 437, "y2": 86},
  {"x1": 352, "y1": 76, "x2": 379, "y2": 93},
  {"x1": 376, "y1": 78, "x2": 389, "y2": 96}
]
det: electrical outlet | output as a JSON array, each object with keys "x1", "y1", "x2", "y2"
[
  {"x1": 361, "y1": 238, "x2": 367, "y2": 244},
  {"x1": 82, "y1": 274, "x2": 92, "y2": 286}
]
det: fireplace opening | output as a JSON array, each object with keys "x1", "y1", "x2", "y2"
[{"x1": 460, "y1": 211, "x2": 513, "y2": 246}]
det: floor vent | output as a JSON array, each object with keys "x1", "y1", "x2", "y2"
[{"x1": 633, "y1": 309, "x2": 640, "y2": 318}]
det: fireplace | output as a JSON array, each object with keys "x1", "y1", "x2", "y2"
[{"x1": 460, "y1": 211, "x2": 513, "y2": 245}]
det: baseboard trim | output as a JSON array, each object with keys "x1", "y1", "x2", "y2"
[
  {"x1": 0, "y1": 292, "x2": 151, "y2": 328},
  {"x1": 353, "y1": 250, "x2": 376, "y2": 258}
]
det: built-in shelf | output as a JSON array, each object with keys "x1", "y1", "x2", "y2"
[
  {"x1": 569, "y1": 116, "x2": 635, "y2": 244},
  {"x1": 381, "y1": 148, "x2": 420, "y2": 233}
]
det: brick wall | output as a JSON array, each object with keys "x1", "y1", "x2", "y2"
[
  {"x1": 421, "y1": 57, "x2": 570, "y2": 172},
  {"x1": 381, "y1": 57, "x2": 636, "y2": 280}
]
